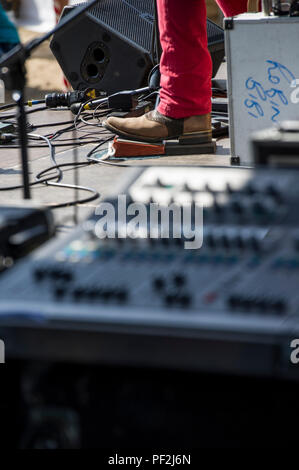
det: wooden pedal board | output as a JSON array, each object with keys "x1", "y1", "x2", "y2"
[{"x1": 90, "y1": 137, "x2": 216, "y2": 162}]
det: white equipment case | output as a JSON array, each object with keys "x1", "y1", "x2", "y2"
[{"x1": 225, "y1": 13, "x2": 299, "y2": 165}]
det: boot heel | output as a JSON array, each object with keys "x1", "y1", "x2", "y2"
[{"x1": 178, "y1": 131, "x2": 212, "y2": 145}]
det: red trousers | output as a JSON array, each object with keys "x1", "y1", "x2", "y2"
[{"x1": 157, "y1": 0, "x2": 248, "y2": 118}]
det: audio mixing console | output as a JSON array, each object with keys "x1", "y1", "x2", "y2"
[{"x1": 0, "y1": 166, "x2": 299, "y2": 380}]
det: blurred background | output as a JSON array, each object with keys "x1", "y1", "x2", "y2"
[{"x1": 0, "y1": 0, "x2": 222, "y2": 100}]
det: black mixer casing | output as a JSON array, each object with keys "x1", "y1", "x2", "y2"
[{"x1": 1, "y1": 166, "x2": 299, "y2": 382}]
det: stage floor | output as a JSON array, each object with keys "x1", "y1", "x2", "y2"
[
  {"x1": 0, "y1": 62, "x2": 231, "y2": 231},
  {"x1": 0, "y1": 109, "x2": 230, "y2": 231}
]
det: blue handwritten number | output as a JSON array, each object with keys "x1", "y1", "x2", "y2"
[
  {"x1": 271, "y1": 106, "x2": 280, "y2": 123},
  {"x1": 244, "y1": 61, "x2": 294, "y2": 121},
  {"x1": 267, "y1": 60, "x2": 295, "y2": 85},
  {"x1": 245, "y1": 77, "x2": 267, "y2": 101},
  {"x1": 266, "y1": 88, "x2": 288, "y2": 105},
  {"x1": 244, "y1": 99, "x2": 264, "y2": 119}
]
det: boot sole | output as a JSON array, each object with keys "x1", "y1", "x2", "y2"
[{"x1": 104, "y1": 122, "x2": 212, "y2": 145}]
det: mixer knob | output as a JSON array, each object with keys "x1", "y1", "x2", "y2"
[
  {"x1": 59, "y1": 270, "x2": 72, "y2": 282},
  {"x1": 156, "y1": 177, "x2": 165, "y2": 188},
  {"x1": 265, "y1": 184, "x2": 281, "y2": 201},
  {"x1": 102, "y1": 289, "x2": 113, "y2": 301},
  {"x1": 161, "y1": 237, "x2": 169, "y2": 247},
  {"x1": 254, "y1": 299, "x2": 268, "y2": 312},
  {"x1": 294, "y1": 237, "x2": 299, "y2": 252},
  {"x1": 73, "y1": 287, "x2": 85, "y2": 300},
  {"x1": 165, "y1": 294, "x2": 175, "y2": 306},
  {"x1": 242, "y1": 298, "x2": 253, "y2": 311},
  {"x1": 213, "y1": 201, "x2": 223, "y2": 215},
  {"x1": 226, "y1": 183, "x2": 233, "y2": 194},
  {"x1": 249, "y1": 236, "x2": 260, "y2": 252},
  {"x1": 272, "y1": 299, "x2": 286, "y2": 314},
  {"x1": 236, "y1": 235, "x2": 245, "y2": 250},
  {"x1": 33, "y1": 268, "x2": 46, "y2": 282},
  {"x1": 174, "y1": 237, "x2": 184, "y2": 247},
  {"x1": 230, "y1": 235, "x2": 244, "y2": 250},
  {"x1": 173, "y1": 274, "x2": 185, "y2": 287},
  {"x1": 220, "y1": 234, "x2": 230, "y2": 250},
  {"x1": 148, "y1": 237, "x2": 157, "y2": 247},
  {"x1": 54, "y1": 287, "x2": 65, "y2": 299},
  {"x1": 252, "y1": 201, "x2": 267, "y2": 216},
  {"x1": 115, "y1": 289, "x2": 128, "y2": 303},
  {"x1": 212, "y1": 198, "x2": 223, "y2": 215},
  {"x1": 179, "y1": 294, "x2": 191, "y2": 307},
  {"x1": 48, "y1": 269, "x2": 72, "y2": 282},
  {"x1": 153, "y1": 277, "x2": 165, "y2": 291},
  {"x1": 206, "y1": 233, "x2": 216, "y2": 249},
  {"x1": 50, "y1": 269, "x2": 61, "y2": 279},
  {"x1": 227, "y1": 295, "x2": 240, "y2": 309},
  {"x1": 245, "y1": 183, "x2": 255, "y2": 196},
  {"x1": 231, "y1": 201, "x2": 243, "y2": 215},
  {"x1": 182, "y1": 182, "x2": 192, "y2": 192},
  {"x1": 205, "y1": 183, "x2": 213, "y2": 193},
  {"x1": 86, "y1": 289, "x2": 98, "y2": 300}
]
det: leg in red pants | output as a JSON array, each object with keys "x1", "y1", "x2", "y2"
[
  {"x1": 157, "y1": 0, "x2": 248, "y2": 119},
  {"x1": 105, "y1": 0, "x2": 248, "y2": 142}
]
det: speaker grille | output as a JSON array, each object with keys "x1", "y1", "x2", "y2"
[
  {"x1": 89, "y1": 0, "x2": 154, "y2": 53},
  {"x1": 207, "y1": 20, "x2": 224, "y2": 45}
]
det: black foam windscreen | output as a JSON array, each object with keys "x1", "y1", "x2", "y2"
[{"x1": 50, "y1": 0, "x2": 224, "y2": 93}]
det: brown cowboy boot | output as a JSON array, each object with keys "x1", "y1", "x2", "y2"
[{"x1": 104, "y1": 110, "x2": 212, "y2": 144}]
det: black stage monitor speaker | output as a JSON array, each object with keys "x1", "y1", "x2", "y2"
[{"x1": 50, "y1": 0, "x2": 225, "y2": 94}]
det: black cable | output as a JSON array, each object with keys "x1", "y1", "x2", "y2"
[
  {"x1": 137, "y1": 91, "x2": 159, "y2": 102},
  {"x1": 0, "y1": 92, "x2": 116, "y2": 210},
  {"x1": 0, "y1": 103, "x2": 16, "y2": 111},
  {"x1": 0, "y1": 161, "x2": 89, "y2": 191},
  {"x1": 74, "y1": 99, "x2": 94, "y2": 129},
  {"x1": 85, "y1": 137, "x2": 114, "y2": 159},
  {"x1": 80, "y1": 113, "x2": 105, "y2": 127},
  {"x1": 89, "y1": 158, "x2": 131, "y2": 168},
  {"x1": 47, "y1": 136, "x2": 99, "y2": 143},
  {"x1": 28, "y1": 129, "x2": 101, "y2": 208},
  {"x1": 0, "y1": 99, "x2": 45, "y2": 112},
  {"x1": 86, "y1": 138, "x2": 132, "y2": 167},
  {"x1": 28, "y1": 133, "x2": 63, "y2": 182},
  {"x1": 0, "y1": 162, "x2": 94, "y2": 191},
  {"x1": 0, "y1": 94, "x2": 127, "y2": 204},
  {"x1": 28, "y1": 131, "x2": 102, "y2": 210},
  {"x1": 46, "y1": 114, "x2": 103, "y2": 140},
  {"x1": 35, "y1": 163, "x2": 100, "y2": 209},
  {"x1": 0, "y1": 105, "x2": 48, "y2": 120},
  {"x1": 0, "y1": 110, "x2": 102, "y2": 206},
  {"x1": 33, "y1": 119, "x2": 75, "y2": 129},
  {"x1": 0, "y1": 139, "x2": 104, "y2": 149}
]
